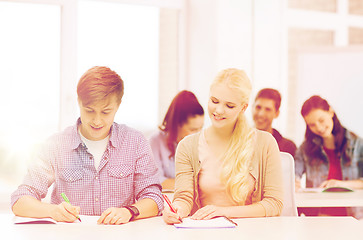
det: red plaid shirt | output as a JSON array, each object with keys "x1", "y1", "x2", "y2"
[{"x1": 11, "y1": 119, "x2": 163, "y2": 215}]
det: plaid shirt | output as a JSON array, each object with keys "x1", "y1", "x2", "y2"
[{"x1": 11, "y1": 119, "x2": 163, "y2": 215}]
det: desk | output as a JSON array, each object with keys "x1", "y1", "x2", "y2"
[
  {"x1": 1, "y1": 214, "x2": 362, "y2": 240},
  {"x1": 296, "y1": 189, "x2": 363, "y2": 207}
]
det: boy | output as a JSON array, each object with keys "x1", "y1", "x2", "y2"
[
  {"x1": 252, "y1": 88, "x2": 297, "y2": 156},
  {"x1": 11, "y1": 66, "x2": 163, "y2": 224}
]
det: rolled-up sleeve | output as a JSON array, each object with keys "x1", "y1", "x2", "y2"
[
  {"x1": 134, "y1": 136, "x2": 164, "y2": 213},
  {"x1": 11, "y1": 142, "x2": 55, "y2": 208}
]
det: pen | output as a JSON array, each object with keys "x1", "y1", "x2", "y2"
[
  {"x1": 162, "y1": 194, "x2": 183, "y2": 222},
  {"x1": 223, "y1": 216, "x2": 238, "y2": 226},
  {"x1": 61, "y1": 193, "x2": 82, "y2": 222}
]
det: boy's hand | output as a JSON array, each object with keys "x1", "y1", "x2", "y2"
[
  {"x1": 50, "y1": 202, "x2": 80, "y2": 222},
  {"x1": 98, "y1": 207, "x2": 132, "y2": 225}
]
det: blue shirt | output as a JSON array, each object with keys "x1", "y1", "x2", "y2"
[
  {"x1": 149, "y1": 131, "x2": 176, "y2": 183},
  {"x1": 295, "y1": 130, "x2": 363, "y2": 187}
]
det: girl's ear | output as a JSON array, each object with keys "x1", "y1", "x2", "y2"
[
  {"x1": 328, "y1": 106, "x2": 335, "y2": 117},
  {"x1": 241, "y1": 103, "x2": 248, "y2": 113}
]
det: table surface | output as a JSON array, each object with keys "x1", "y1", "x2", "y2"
[
  {"x1": 295, "y1": 189, "x2": 363, "y2": 207},
  {"x1": 2, "y1": 214, "x2": 362, "y2": 240}
]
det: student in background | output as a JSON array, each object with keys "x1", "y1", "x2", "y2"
[
  {"x1": 162, "y1": 68, "x2": 283, "y2": 224},
  {"x1": 295, "y1": 95, "x2": 363, "y2": 216},
  {"x1": 11, "y1": 66, "x2": 163, "y2": 224},
  {"x1": 149, "y1": 90, "x2": 204, "y2": 190},
  {"x1": 252, "y1": 88, "x2": 297, "y2": 156}
]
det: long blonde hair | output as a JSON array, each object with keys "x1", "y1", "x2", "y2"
[{"x1": 212, "y1": 68, "x2": 256, "y2": 204}]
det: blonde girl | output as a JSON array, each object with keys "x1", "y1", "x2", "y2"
[{"x1": 162, "y1": 68, "x2": 283, "y2": 224}]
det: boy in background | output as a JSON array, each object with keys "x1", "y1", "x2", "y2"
[{"x1": 252, "y1": 88, "x2": 297, "y2": 156}]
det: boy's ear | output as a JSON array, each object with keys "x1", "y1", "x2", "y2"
[{"x1": 275, "y1": 110, "x2": 280, "y2": 119}]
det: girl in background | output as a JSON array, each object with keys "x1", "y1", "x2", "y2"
[
  {"x1": 295, "y1": 95, "x2": 363, "y2": 216},
  {"x1": 149, "y1": 90, "x2": 204, "y2": 190}
]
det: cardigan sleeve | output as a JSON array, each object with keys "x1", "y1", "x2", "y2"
[
  {"x1": 172, "y1": 134, "x2": 199, "y2": 214},
  {"x1": 257, "y1": 132, "x2": 284, "y2": 217}
]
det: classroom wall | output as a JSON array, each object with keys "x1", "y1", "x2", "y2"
[
  {"x1": 184, "y1": 0, "x2": 287, "y2": 132},
  {"x1": 183, "y1": 0, "x2": 363, "y2": 146}
]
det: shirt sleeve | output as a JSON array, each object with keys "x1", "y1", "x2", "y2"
[
  {"x1": 149, "y1": 133, "x2": 167, "y2": 183},
  {"x1": 294, "y1": 145, "x2": 305, "y2": 179},
  {"x1": 134, "y1": 135, "x2": 164, "y2": 214},
  {"x1": 10, "y1": 141, "x2": 55, "y2": 207},
  {"x1": 354, "y1": 136, "x2": 363, "y2": 178}
]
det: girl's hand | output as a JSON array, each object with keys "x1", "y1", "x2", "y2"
[
  {"x1": 162, "y1": 202, "x2": 187, "y2": 225},
  {"x1": 191, "y1": 205, "x2": 225, "y2": 220},
  {"x1": 319, "y1": 179, "x2": 343, "y2": 188}
]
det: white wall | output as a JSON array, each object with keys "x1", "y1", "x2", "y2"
[
  {"x1": 294, "y1": 46, "x2": 363, "y2": 145},
  {"x1": 185, "y1": 0, "x2": 253, "y2": 127},
  {"x1": 184, "y1": 0, "x2": 286, "y2": 129}
]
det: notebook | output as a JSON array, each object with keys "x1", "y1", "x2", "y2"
[
  {"x1": 174, "y1": 217, "x2": 237, "y2": 229},
  {"x1": 13, "y1": 216, "x2": 57, "y2": 224},
  {"x1": 300, "y1": 187, "x2": 354, "y2": 193},
  {"x1": 13, "y1": 216, "x2": 82, "y2": 224}
]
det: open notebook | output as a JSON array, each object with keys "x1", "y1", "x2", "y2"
[
  {"x1": 13, "y1": 216, "x2": 82, "y2": 224},
  {"x1": 300, "y1": 187, "x2": 354, "y2": 193},
  {"x1": 13, "y1": 216, "x2": 57, "y2": 224},
  {"x1": 174, "y1": 217, "x2": 237, "y2": 229}
]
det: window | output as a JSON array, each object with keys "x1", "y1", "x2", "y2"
[
  {"x1": 78, "y1": 1, "x2": 159, "y2": 132},
  {"x1": 0, "y1": 1, "x2": 60, "y2": 178}
]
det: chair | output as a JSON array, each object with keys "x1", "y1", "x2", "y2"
[{"x1": 280, "y1": 152, "x2": 298, "y2": 216}]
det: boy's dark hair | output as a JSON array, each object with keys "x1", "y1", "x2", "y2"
[{"x1": 255, "y1": 88, "x2": 281, "y2": 111}]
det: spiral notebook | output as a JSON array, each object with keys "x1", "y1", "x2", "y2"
[{"x1": 174, "y1": 217, "x2": 237, "y2": 229}]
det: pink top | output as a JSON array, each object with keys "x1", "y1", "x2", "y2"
[
  {"x1": 198, "y1": 131, "x2": 255, "y2": 207},
  {"x1": 324, "y1": 146, "x2": 343, "y2": 180}
]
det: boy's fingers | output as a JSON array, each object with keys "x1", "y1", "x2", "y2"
[{"x1": 98, "y1": 208, "x2": 112, "y2": 224}]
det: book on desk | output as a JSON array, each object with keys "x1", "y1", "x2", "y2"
[{"x1": 300, "y1": 187, "x2": 354, "y2": 193}]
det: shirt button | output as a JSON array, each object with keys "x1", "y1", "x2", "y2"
[
  {"x1": 120, "y1": 173, "x2": 124, "y2": 177},
  {"x1": 69, "y1": 177, "x2": 73, "y2": 181},
  {"x1": 95, "y1": 198, "x2": 99, "y2": 202},
  {"x1": 95, "y1": 176, "x2": 99, "y2": 180}
]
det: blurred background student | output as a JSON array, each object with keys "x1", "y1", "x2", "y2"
[
  {"x1": 295, "y1": 95, "x2": 363, "y2": 216},
  {"x1": 149, "y1": 90, "x2": 204, "y2": 190},
  {"x1": 252, "y1": 88, "x2": 297, "y2": 156}
]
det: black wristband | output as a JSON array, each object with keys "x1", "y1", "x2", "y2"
[{"x1": 124, "y1": 205, "x2": 140, "y2": 221}]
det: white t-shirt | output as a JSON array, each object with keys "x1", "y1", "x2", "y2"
[{"x1": 79, "y1": 129, "x2": 109, "y2": 170}]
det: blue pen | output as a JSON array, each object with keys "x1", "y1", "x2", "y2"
[{"x1": 61, "y1": 193, "x2": 82, "y2": 222}]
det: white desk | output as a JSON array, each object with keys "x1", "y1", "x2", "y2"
[
  {"x1": 1, "y1": 214, "x2": 362, "y2": 240},
  {"x1": 296, "y1": 189, "x2": 363, "y2": 207}
]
